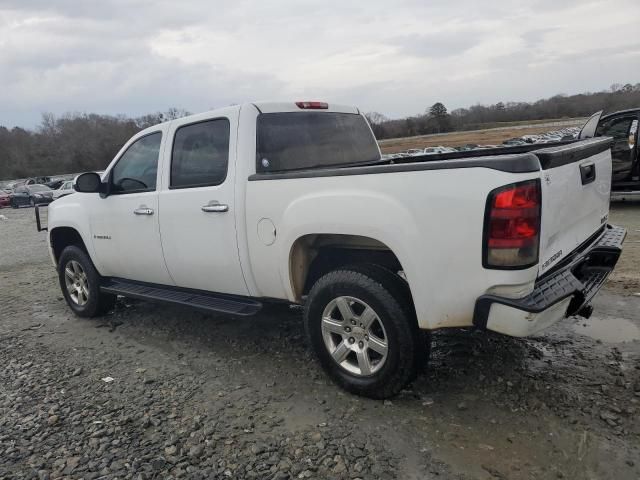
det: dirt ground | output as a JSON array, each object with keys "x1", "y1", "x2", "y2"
[
  {"x1": 379, "y1": 120, "x2": 584, "y2": 153},
  {"x1": 0, "y1": 203, "x2": 639, "y2": 480}
]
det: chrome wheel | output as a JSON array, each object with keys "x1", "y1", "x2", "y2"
[
  {"x1": 321, "y1": 296, "x2": 389, "y2": 377},
  {"x1": 64, "y1": 260, "x2": 90, "y2": 306}
]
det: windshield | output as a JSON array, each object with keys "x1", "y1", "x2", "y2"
[
  {"x1": 256, "y1": 112, "x2": 380, "y2": 173},
  {"x1": 28, "y1": 185, "x2": 51, "y2": 192}
]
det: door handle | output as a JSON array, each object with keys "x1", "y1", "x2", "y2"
[
  {"x1": 133, "y1": 207, "x2": 154, "y2": 215},
  {"x1": 580, "y1": 162, "x2": 596, "y2": 185},
  {"x1": 201, "y1": 202, "x2": 229, "y2": 213}
]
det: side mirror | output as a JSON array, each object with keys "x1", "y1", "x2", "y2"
[{"x1": 74, "y1": 172, "x2": 102, "y2": 193}]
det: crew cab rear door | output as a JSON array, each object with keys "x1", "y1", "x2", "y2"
[{"x1": 158, "y1": 108, "x2": 249, "y2": 296}]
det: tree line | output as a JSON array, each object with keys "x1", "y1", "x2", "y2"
[
  {"x1": 2, "y1": 83, "x2": 640, "y2": 180},
  {"x1": 366, "y1": 83, "x2": 640, "y2": 139},
  {"x1": 0, "y1": 108, "x2": 190, "y2": 181}
]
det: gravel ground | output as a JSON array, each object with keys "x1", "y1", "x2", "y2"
[{"x1": 0, "y1": 204, "x2": 639, "y2": 480}]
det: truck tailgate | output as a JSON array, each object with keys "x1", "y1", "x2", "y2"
[{"x1": 535, "y1": 138, "x2": 612, "y2": 275}]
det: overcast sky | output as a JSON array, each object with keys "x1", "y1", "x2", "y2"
[{"x1": 1, "y1": 0, "x2": 639, "y2": 128}]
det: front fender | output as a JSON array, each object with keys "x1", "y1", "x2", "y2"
[{"x1": 47, "y1": 199, "x2": 96, "y2": 270}]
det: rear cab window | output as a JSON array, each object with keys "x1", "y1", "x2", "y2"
[{"x1": 256, "y1": 112, "x2": 380, "y2": 173}]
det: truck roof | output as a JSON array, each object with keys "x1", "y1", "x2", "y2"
[{"x1": 135, "y1": 101, "x2": 361, "y2": 138}]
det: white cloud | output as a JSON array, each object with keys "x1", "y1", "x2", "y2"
[{"x1": 0, "y1": 0, "x2": 639, "y2": 126}]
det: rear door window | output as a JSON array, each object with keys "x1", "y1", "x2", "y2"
[
  {"x1": 256, "y1": 112, "x2": 380, "y2": 172},
  {"x1": 170, "y1": 119, "x2": 230, "y2": 189}
]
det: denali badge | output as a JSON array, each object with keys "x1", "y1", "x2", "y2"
[
  {"x1": 542, "y1": 250, "x2": 563, "y2": 270},
  {"x1": 93, "y1": 234, "x2": 111, "y2": 240}
]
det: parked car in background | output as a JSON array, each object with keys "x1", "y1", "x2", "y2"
[
  {"x1": 11, "y1": 184, "x2": 54, "y2": 207},
  {"x1": 52, "y1": 181, "x2": 75, "y2": 200},
  {"x1": 25, "y1": 176, "x2": 52, "y2": 186},
  {"x1": 0, "y1": 190, "x2": 10, "y2": 208},
  {"x1": 405, "y1": 149, "x2": 424, "y2": 156},
  {"x1": 48, "y1": 179, "x2": 66, "y2": 190},
  {"x1": 503, "y1": 138, "x2": 527, "y2": 146}
]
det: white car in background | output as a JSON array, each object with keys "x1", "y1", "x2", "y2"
[{"x1": 52, "y1": 181, "x2": 75, "y2": 200}]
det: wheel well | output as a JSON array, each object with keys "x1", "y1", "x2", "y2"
[
  {"x1": 50, "y1": 227, "x2": 87, "y2": 264},
  {"x1": 290, "y1": 234, "x2": 407, "y2": 300}
]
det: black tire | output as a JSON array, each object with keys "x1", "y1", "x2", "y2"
[
  {"x1": 58, "y1": 245, "x2": 116, "y2": 318},
  {"x1": 304, "y1": 266, "x2": 424, "y2": 399},
  {"x1": 346, "y1": 264, "x2": 430, "y2": 379}
]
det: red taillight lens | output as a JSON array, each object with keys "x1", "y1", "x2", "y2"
[
  {"x1": 295, "y1": 101, "x2": 328, "y2": 109},
  {"x1": 484, "y1": 180, "x2": 541, "y2": 268}
]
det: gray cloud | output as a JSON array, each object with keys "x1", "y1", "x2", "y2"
[{"x1": 0, "y1": 0, "x2": 638, "y2": 127}]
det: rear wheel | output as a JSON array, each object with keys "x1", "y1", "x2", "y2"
[
  {"x1": 304, "y1": 266, "x2": 424, "y2": 399},
  {"x1": 58, "y1": 245, "x2": 116, "y2": 317}
]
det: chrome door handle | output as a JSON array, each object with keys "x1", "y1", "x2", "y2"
[
  {"x1": 201, "y1": 202, "x2": 228, "y2": 213},
  {"x1": 133, "y1": 207, "x2": 154, "y2": 215}
]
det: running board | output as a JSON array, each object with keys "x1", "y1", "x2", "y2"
[{"x1": 100, "y1": 278, "x2": 262, "y2": 316}]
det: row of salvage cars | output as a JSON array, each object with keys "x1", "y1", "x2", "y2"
[
  {"x1": 382, "y1": 126, "x2": 581, "y2": 160},
  {"x1": 0, "y1": 177, "x2": 76, "y2": 209}
]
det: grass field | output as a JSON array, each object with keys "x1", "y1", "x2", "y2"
[{"x1": 378, "y1": 118, "x2": 586, "y2": 154}]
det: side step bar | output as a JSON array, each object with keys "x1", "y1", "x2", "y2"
[{"x1": 101, "y1": 278, "x2": 262, "y2": 316}]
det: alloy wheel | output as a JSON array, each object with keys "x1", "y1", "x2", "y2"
[
  {"x1": 321, "y1": 296, "x2": 389, "y2": 376},
  {"x1": 64, "y1": 260, "x2": 90, "y2": 306}
]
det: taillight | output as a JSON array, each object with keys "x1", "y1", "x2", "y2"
[
  {"x1": 295, "y1": 101, "x2": 328, "y2": 109},
  {"x1": 483, "y1": 179, "x2": 541, "y2": 269}
]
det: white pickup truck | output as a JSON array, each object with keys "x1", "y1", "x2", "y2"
[{"x1": 43, "y1": 101, "x2": 625, "y2": 398}]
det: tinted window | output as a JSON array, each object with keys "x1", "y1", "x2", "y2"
[
  {"x1": 171, "y1": 119, "x2": 230, "y2": 188},
  {"x1": 111, "y1": 132, "x2": 162, "y2": 193},
  {"x1": 256, "y1": 112, "x2": 380, "y2": 172},
  {"x1": 596, "y1": 116, "x2": 635, "y2": 140}
]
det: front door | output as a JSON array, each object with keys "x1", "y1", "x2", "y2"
[
  {"x1": 595, "y1": 114, "x2": 639, "y2": 183},
  {"x1": 158, "y1": 111, "x2": 249, "y2": 295},
  {"x1": 88, "y1": 130, "x2": 174, "y2": 285}
]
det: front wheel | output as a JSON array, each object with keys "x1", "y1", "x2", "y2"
[
  {"x1": 58, "y1": 245, "x2": 116, "y2": 317},
  {"x1": 304, "y1": 266, "x2": 424, "y2": 399}
]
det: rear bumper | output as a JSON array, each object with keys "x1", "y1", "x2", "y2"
[{"x1": 473, "y1": 224, "x2": 626, "y2": 337}]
